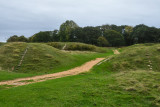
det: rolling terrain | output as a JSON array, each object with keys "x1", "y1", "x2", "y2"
[{"x1": 0, "y1": 43, "x2": 160, "y2": 107}]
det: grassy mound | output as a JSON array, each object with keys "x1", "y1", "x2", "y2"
[
  {"x1": 47, "y1": 42, "x2": 107, "y2": 53},
  {"x1": 108, "y1": 43, "x2": 160, "y2": 72},
  {"x1": 0, "y1": 42, "x2": 79, "y2": 73}
]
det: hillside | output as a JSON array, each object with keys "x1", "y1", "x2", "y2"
[
  {"x1": 0, "y1": 42, "x2": 110, "y2": 74},
  {"x1": 107, "y1": 43, "x2": 160, "y2": 72}
]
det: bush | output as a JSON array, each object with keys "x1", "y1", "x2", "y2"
[
  {"x1": 65, "y1": 43, "x2": 96, "y2": 51},
  {"x1": 47, "y1": 42, "x2": 107, "y2": 53}
]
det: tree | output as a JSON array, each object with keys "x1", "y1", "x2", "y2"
[
  {"x1": 7, "y1": 35, "x2": 19, "y2": 42},
  {"x1": 97, "y1": 36, "x2": 109, "y2": 47},
  {"x1": 70, "y1": 27, "x2": 83, "y2": 42},
  {"x1": 104, "y1": 30, "x2": 125, "y2": 46},
  {"x1": 123, "y1": 26, "x2": 133, "y2": 45},
  {"x1": 82, "y1": 27, "x2": 101, "y2": 45},
  {"x1": 30, "y1": 31, "x2": 52, "y2": 42},
  {"x1": 7, "y1": 35, "x2": 28, "y2": 42},
  {"x1": 58, "y1": 20, "x2": 79, "y2": 42},
  {"x1": 130, "y1": 24, "x2": 160, "y2": 44},
  {"x1": 18, "y1": 35, "x2": 28, "y2": 42},
  {"x1": 51, "y1": 30, "x2": 59, "y2": 41}
]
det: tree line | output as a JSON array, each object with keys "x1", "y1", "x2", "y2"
[{"x1": 7, "y1": 20, "x2": 160, "y2": 47}]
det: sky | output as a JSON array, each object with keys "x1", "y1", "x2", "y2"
[{"x1": 0, "y1": 0, "x2": 160, "y2": 42}]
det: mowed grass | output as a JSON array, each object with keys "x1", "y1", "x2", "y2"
[
  {"x1": 0, "y1": 42, "x2": 112, "y2": 81},
  {"x1": 0, "y1": 71, "x2": 35, "y2": 81},
  {"x1": 0, "y1": 67, "x2": 160, "y2": 106},
  {"x1": 0, "y1": 43, "x2": 160, "y2": 107}
]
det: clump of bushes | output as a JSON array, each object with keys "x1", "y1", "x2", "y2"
[
  {"x1": 47, "y1": 42, "x2": 64, "y2": 49},
  {"x1": 47, "y1": 42, "x2": 107, "y2": 53},
  {"x1": 65, "y1": 43, "x2": 96, "y2": 51}
]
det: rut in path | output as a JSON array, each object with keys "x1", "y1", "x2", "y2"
[{"x1": 0, "y1": 58, "x2": 105, "y2": 87}]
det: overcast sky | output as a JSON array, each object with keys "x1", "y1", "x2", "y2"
[{"x1": 0, "y1": 0, "x2": 160, "y2": 42}]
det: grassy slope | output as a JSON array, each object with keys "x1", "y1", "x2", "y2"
[
  {"x1": 108, "y1": 43, "x2": 160, "y2": 71},
  {"x1": 0, "y1": 42, "x2": 112, "y2": 81},
  {"x1": 0, "y1": 44, "x2": 160, "y2": 107}
]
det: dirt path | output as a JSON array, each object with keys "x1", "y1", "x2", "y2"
[
  {"x1": 0, "y1": 58, "x2": 104, "y2": 87},
  {"x1": 113, "y1": 50, "x2": 120, "y2": 55}
]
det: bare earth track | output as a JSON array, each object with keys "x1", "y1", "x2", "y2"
[
  {"x1": 113, "y1": 50, "x2": 120, "y2": 55},
  {"x1": 0, "y1": 58, "x2": 104, "y2": 87}
]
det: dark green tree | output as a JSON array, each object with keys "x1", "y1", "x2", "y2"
[
  {"x1": 82, "y1": 27, "x2": 101, "y2": 45},
  {"x1": 123, "y1": 26, "x2": 133, "y2": 45},
  {"x1": 51, "y1": 30, "x2": 59, "y2": 41},
  {"x1": 131, "y1": 24, "x2": 160, "y2": 44},
  {"x1": 18, "y1": 35, "x2": 28, "y2": 42},
  {"x1": 70, "y1": 27, "x2": 83, "y2": 42},
  {"x1": 7, "y1": 35, "x2": 28, "y2": 42},
  {"x1": 104, "y1": 30, "x2": 125, "y2": 46},
  {"x1": 7, "y1": 35, "x2": 19, "y2": 42},
  {"x1": 30, "y1": 31, "x2": 52, "y2": 42}
]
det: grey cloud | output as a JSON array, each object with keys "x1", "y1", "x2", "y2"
[{"x1": 0, "y1": 0, "x2": 160, "y2": 42}]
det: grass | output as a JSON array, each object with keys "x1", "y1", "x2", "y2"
[
  {"x1": 0, "y1": 71, "x2": 35, "y2": 81},
  {"x1": 0, "y1": 68, "x2": 159, "y2": 106},
  {"x1": 0, "y1": 43, "x2": 160, "y2": 107}
]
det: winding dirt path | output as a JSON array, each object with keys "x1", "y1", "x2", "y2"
[{"x1": 0, "y1": 58, "x2": 104, "y2": 87}]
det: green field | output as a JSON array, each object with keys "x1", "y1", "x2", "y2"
[{"x1": 0, "y1": 43, "x2": 160, "y2": 107}]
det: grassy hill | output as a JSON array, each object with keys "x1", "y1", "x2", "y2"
[
  {"x1": 0, "y1": 43, "x2": 160, "y2": 106},
  {"x1": 107, "y1": 43, "x2": 160, "y2": 72},
  {"x1": 0, "y1": 42, "x2": 111, "y2": 80}
]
